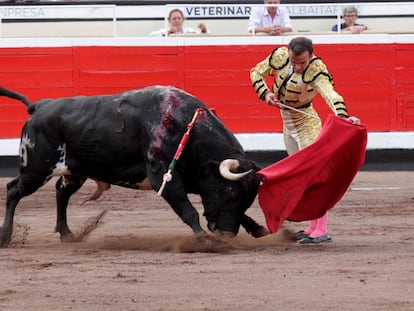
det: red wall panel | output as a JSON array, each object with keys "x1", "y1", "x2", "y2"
[{"x1": 0, "y1": 43, "x2": 413, "y2": 139}]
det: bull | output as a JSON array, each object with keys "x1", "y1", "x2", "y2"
[{"x1": 0, "y1": 85, "x2": 268, "y2": 247}]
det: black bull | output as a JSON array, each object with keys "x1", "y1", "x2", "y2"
[{"x1": 0, "y1": 85, "x2": 268, "y2": 247}]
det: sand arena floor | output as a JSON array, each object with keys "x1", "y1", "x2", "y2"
[{"x1": 0, "y1": 171, "x2": 413, "y2": 310}]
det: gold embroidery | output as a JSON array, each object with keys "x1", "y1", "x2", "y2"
[{"x1": 251, "y1": 51, "x2": 349, "y2": 117}]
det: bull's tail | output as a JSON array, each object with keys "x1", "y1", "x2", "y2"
[{"x1": 0, "y1": 86, "x2": 35, "y2": 114}]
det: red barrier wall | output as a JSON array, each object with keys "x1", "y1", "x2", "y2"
[{"x1": 1, "y1": 43, "x2": 413, "y2": 139}]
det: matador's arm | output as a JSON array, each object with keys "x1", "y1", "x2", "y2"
[
  {"x1": 304, "y1": 58, "x2": 349, "y2": 118},
  {"x1": 250, "y1": 47, "x2": 289, "y2": 100}
]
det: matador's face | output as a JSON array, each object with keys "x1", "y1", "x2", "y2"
[{"x1": 288, "y1": 50, "x2": 313, "y2": 74}]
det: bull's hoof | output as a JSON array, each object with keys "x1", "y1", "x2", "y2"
[
  {"x1": 193, "y1": 233, "x2": 231, "y2": 253},
  {"x1": 214, "y1": 231, "x2": 236, "y2": 241},
  {"x1": 0, "y1": 228, "x2": 13, "y2": 248},
  {"x1": 196, "y1": 233, "x2": 216, "y2": 247},
  {"x1": 59, "y1": 231, "x2": 76, "y2": 243},
  {"x1": 250, "y1": 226, "x2": 269, "y2": 238},
  {"x1": 0, "y1": 236, "x2": 11, "y2": 248}
]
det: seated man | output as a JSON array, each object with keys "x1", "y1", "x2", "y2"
[
  {"x1": 332, "y1": 6, "x2": 368, "y2": 34},
  {"x1": 248, "y1": 0, "x2": 293, "y2": 36}
]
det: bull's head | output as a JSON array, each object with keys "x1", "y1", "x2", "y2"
[{"x1": 199, "y1": 158, "x2": 262, "y2": 238}]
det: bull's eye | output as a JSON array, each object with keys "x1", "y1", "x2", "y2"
[{"x1": 227, "y1": 186, "x2": 239, "y2": 198}]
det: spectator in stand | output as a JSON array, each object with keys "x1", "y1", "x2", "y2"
[
  {"x1": 149, "y1": 8, "x2": 207, "y2": 37},
  {"x1": 248, "y1": 0, "x2": 293, "y2": 36},
  {"x1": 331, "y1": 6, "x2": 368, "y2": 34}
]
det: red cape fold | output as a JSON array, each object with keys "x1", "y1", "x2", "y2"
[{"x1": 257, "y1": 114, "x2": 368, "y2": 233}]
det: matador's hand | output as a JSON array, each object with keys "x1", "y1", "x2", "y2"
[
  {"x1": 264, "y1": 91, "x2": 280, "y2": 108},
  {"x1": 347, "y1": 116, "x2": 361, "y2": 125}
]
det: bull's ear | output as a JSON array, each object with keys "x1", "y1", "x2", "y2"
[
  {"x1": 199, "y1": 160, "x2": 221, "y2": 179},
  {"x1": 234, "y1": 159, "x2": 261, "y2": 173}
]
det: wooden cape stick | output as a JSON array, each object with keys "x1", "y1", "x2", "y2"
[{"x1": 276, "y1": 101, "x2": 321, "y2": 120}]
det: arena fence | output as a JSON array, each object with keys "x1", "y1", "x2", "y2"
[{"x1": 0, "y1": 2, "x2": 413, "y2": 159}]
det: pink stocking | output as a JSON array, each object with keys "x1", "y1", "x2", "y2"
[
  {"x1": 303, "y1": 219, "x2": 317, "y2": 235},
  {"x1": 309, "y1": 212, "x2": 329, "y2": 238}
]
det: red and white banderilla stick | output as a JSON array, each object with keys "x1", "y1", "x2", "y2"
[{"x1": 157, "y1": 108, "x2": 204, "y2": 196}]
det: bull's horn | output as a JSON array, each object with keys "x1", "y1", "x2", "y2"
[{"x1": 219, "y1": 159, "x2": 252, "y2": 181}]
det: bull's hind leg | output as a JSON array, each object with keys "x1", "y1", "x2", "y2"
[
  {"x1": 55, "y1": 175, "x2": 86, "y2": 242},
  {"x1": 0, "y1": 175, "x2": 45, "y2": 247}
]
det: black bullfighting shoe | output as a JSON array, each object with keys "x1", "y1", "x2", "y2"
[
  {"x1": 295, "y1": 230, "x2": 309, "y2": 241},
  {"x1": 299, "y1": 234, "x2": 332, "y2": 244}
]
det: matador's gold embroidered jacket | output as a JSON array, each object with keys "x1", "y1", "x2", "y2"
[{"x1": 250, "y1": 46, "x2": 348, "y2": 118}]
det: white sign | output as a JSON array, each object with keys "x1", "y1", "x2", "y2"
[
  {"x1": 0, "y1": 5, "x2": 116, "y2": 19},
  {"x1": 0, "y1": 3, "x2": 413, "y2": 20}
]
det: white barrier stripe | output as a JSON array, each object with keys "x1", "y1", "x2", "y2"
[
  {"x1": 349, "y1": 187, "x2": 406, "y2": 191},
  {"x1": 0, "y1": 34, "x2": 413, "y2": 48},
  {"x1": 1, "y1": 132, "x2": 414, "y2": 155}
]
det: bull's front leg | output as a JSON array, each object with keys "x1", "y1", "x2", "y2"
[
  {"x1": 55, "y1": 175, "x2": 86, "y2": 242},
  {"x1": 241, "y1": 214, "x2": 269, "y2": 238},
  {"x1": 163, "y1": 193, "x2": 206, "y2": 236},
  {"x1": 159, "y1": 184, "x2": 206, "y2": 236}
]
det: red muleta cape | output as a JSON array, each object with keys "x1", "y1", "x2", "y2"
[{"x1": 257, "y1": 114, "x2": 368, "y2": 233}]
